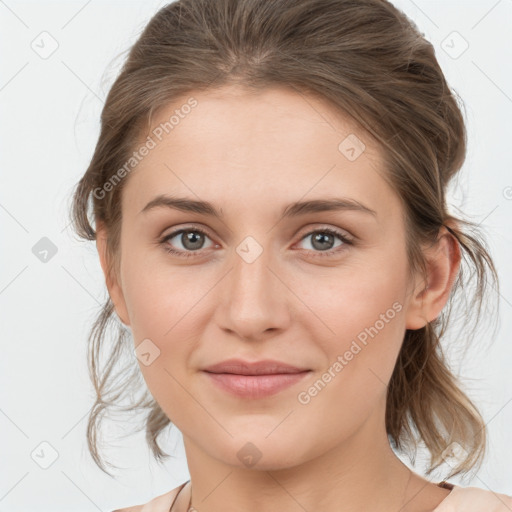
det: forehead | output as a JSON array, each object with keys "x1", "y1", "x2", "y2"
[{"x1": 123, "y1": 84, "x2": 400, "y2": 223}]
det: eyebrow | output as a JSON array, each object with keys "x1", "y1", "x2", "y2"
[{"x1": 139, "y1": 194, "x2": 377, "y2": 219}]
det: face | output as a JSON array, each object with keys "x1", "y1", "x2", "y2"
[{"x1": 100, "y1": 84, "x2": 430, "y2": 470}]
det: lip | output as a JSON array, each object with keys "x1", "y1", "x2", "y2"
[
  {"x1": 201, "y1": 358, "x2": 311, "y2": 399},
  {"x1": 202, "y1": 358, "x2": 310, "y2": 375},
  {"x1": 203, "y1": 371, "x2": 311, "y2": 399}
]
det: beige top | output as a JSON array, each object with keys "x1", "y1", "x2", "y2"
[{"x1": 112, "y1": 480, "x2": 512, "y2": 512}]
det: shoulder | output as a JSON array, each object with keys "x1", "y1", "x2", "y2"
[
  {"x1": 438, "y1": 485, "x2": 512, "y2": 511},
  {"x1": 111, "y1": 482, "x2": 184, "y2": 512}
]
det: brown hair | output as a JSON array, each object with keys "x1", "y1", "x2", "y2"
[{"x1": 69, "y1": 0, "x2": 500, "y2": 478}]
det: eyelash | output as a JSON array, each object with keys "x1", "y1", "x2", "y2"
[{"x1": 159, "y1": 226, "x2": 353, "y2": 259}]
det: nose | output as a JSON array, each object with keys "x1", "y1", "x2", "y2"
[{"x1": 214, "y1": 237, "x2": 292, "y2": 341}]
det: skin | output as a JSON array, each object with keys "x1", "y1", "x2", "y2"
[{"x1": 97, "y1": 84, "x2": 461, "y2": 512}]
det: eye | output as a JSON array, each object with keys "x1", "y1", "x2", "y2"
[
  {"x1": 160, "y1": 227, "x2": 217, "y2": 258},
  {"x1": 159, "y1": 225, "x2": 353, "y2": 259},
  {"x1": 295, "y1": 227, "x2": 353, "y2": 257}
]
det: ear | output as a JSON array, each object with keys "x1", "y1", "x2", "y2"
[
  {"x1": 95, "y1": 221, "x2": 131, "y2": 326},
  {"x1": 405, "y1": 225, "x2": 461, "y2": 330}
]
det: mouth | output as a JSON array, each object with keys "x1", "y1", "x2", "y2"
[{"x1": 201, "y1": 358, "x2": 312, "y2": 399}]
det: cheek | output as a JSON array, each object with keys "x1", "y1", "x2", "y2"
[
  {"x1": 120, "y1": 265, "x2": 199, "y2": 425},
  {"x1": 118, "y1": 249, "x2": 211, "y2": 409},
  {"x1": 291, "y1": 253, "x2": 408, "y2": 343},
  {"x1": 293, "y1": 253, "x2": 409, "y2": 399},
  {"x1": 120, "y1": 243, "x2": 200, "y2": 338},
  {"x1": 292, "y1": 277, "x2": 407, "y2": 447}
]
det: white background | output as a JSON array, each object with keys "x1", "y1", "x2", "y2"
[{"x1": 1, "y1": 0, "x2": 511, "y2": 510}]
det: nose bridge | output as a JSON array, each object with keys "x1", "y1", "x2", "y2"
[
  {"x1": 218, "y1": 233, "x2": 290, "y2": 338},
  {"x1": 231, "y1": 234, "x2": 275, "y2": 302}
]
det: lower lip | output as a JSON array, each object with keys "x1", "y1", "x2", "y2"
[{"x1": 202, "y1": 371, "x2": 311, "y2": 399}]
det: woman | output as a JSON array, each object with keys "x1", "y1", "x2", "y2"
[{"x1": 70, "y1": 0, "x2": 511, "y2": 510}]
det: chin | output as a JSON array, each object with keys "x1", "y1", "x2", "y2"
[{"x1": 211, "y1": 433, "x2": 308, "y2": 472}]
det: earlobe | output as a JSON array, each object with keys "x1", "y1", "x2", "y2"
[
  {"x1": 405, "y1": 226, "x2": 461, "y2": 330},
  {"x1": 95, "y1": 221, "x2": 131, "y2": 326}
]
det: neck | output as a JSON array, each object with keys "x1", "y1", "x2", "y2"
[{"x1": 182, "y1": 401, "x2": 419, "y2": 512}]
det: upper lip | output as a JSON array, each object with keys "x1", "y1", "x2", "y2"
[{"x1": 202, "y1": 358, "x2": 310, "y2": 375}]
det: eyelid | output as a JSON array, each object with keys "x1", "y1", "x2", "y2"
[
  {"x1": 295, "y1": 223, "x2": 353, "y2": 241},
  {"x1": 160, "y1": 223, "x2": 215, "y2": 241},
  {"x1": 160, "y1": 223, "x2": 353, "y2": 242}
]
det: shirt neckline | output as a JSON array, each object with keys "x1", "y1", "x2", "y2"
[{"x1": 167, "y1": 480, "x2": 458, "y2": 512}]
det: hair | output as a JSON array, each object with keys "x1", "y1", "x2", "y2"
[{"x1": 69, "y1": 0, "x2": 500, "y2": 479}]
